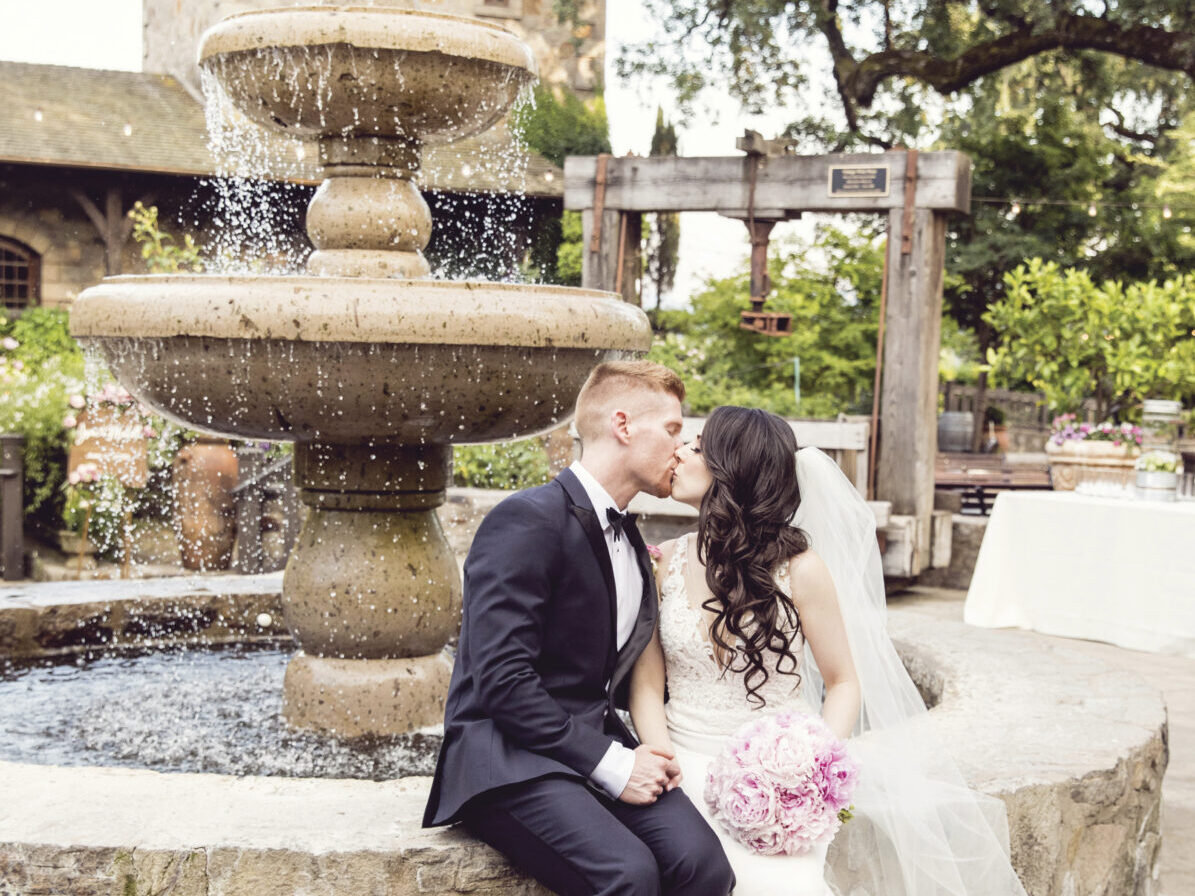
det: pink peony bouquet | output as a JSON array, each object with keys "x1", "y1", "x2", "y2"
[{"x1": 704, "y1": 711, "x2": 859, "y2": 856}]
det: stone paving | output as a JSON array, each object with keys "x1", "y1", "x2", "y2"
[{"x1": 893, "y1": 586, "x2": 1194, "y2": 896}]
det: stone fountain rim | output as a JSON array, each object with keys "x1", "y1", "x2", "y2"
[
  {"x1": 0, "y1": 585, "x2": 1166, "y2": 872},
  {"x1": 68, "y1": 274, "x2": 652, "y2": 350},
  {"x1": 198, "y1": 5, "x2": 537, "y2": 77}
]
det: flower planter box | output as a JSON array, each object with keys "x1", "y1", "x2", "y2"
[{"x1": 1045, "y1": 441, "x2": 1140, "y2": 492}]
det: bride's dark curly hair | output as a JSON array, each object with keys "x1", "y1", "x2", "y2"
[{"x1": 696, "y1": 406, "x2": 809, "y2": 706}]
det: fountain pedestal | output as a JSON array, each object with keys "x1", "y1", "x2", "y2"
[{"x1": 281, "y1": 442, "x2": 460, "y2": 734}]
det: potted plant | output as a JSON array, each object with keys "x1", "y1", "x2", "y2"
[
  {"x1": 1135, "y1": 451, "x2": 1179, "y2": 501},
  {"x1": 983, "y1": 405, "x2": 1009, "y2": 453},
  {"x1": 59, "y1": 462, "x2": 102, "y2": 557},
  {"x1": 1045, "y1": 414, "x2": 1143, "y2": 492}
]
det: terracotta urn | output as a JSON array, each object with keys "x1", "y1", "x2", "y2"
[{"x1": 172, "y1": 438, "x2": 238, "y2": 570}]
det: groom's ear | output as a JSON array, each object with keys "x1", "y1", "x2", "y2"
[{"x1": 611, "y1": 409, "x2": 632, "y2": 445}]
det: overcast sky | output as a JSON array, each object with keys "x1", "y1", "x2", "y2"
[{"x1": 0, "y1": 0, "x2": 808, "y2": 305}]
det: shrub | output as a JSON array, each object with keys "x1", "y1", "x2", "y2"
[
  {"x1": 454, "y1": 439, "x2": 551, "y2": 490},
  {"x1": 0, "y1": 316, "x2": 85, "y2": 531}
]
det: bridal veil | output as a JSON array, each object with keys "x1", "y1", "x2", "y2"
[{"x1": 793, "y1": 447, "x2": 1028, "y2": 896}]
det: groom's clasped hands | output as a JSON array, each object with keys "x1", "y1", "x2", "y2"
[{"x1": 619, "y1": 744, "x2": 683, "y2": 805}]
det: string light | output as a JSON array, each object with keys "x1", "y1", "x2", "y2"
[
  {"x1": 122, "y1": 123, "x2": 133, "y2": 137},
  {"x1": 1087, "y1": 202, "x2": 1098, "y2": 217},
  {"x1": 1009, "y1": 200, "x2": 1021, "y2": 217},
  {"x1": 1163, "y1": 205, "x2": 1173, "y2": 219},
  {"x1": 33, "y1": 107, "x2": 43, "y2": 122}
]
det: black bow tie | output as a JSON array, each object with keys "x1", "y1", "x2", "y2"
[{"x1": 606, "y1": 507, "x2": 627, "y2": 541}]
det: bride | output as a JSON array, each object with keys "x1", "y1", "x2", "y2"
[{"x1": 628, "y1": 406, "x2": 1029, "y2": 896}]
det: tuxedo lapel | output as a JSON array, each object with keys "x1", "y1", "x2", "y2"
[{"x1": 558, "y1": 469, "x2": 619, "y2": 658}]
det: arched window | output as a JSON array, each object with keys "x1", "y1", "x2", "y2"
[{"x1": 0, "y1": 238, "x2": 40, "y2": 311}]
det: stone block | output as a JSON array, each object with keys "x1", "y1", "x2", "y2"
[{"x1": 918, "y1": 514, "x2": 988, "y2": 590}]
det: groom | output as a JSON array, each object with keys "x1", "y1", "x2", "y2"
[{"x1": 423, "y1": 360, "x2": 733, "y2": 896}]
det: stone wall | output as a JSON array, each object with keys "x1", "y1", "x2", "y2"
[
  {"x1": 917, "y1": 513, "x2": 988, "y2": 591},
  {"x1": 0, "y1": 168, "x2": 222, "y2": 309},
  {"x1": 0, "y1": 172, "x2": 108, "y2": 308}
]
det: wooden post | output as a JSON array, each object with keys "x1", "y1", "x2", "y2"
[
  {"x1": 617, "y1": 212, "x2": 642, "y2": 302},
  {"x1": 581, "y1": 207, "x2": 625, "y2": 293},
  {"x1": 0, "y1": 433, "x2": 24, "y2": 581},
  {"x1": 876, "y1": 207, "x2": 947, "y2": 573}
]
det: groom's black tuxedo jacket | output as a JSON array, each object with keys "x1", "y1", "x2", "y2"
[{"x1": 423, "y1": 467, "x2": 659, "y2": 827}]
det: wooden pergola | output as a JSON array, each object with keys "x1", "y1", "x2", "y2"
[{"x1": 564, "y1": 146, "x2": 971, "y2": 573}]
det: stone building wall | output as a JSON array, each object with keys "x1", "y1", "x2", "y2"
[
  {"x1": 142, "y1": 0, "x2": 605, "y2": 100},
  {"x1": 0, "y1": 171, "x2": 109, "y2": 309},
  {"x1": 0, "y1": 168, "x2": 213, "y2": 309}
]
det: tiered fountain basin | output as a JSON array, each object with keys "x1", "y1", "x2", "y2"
[
  {"x1": 70, "y1": 275, "x2": 650, "y2": 738},
  {"x1": 68, "y1": 276, "x2": 649, "y2": 444},
  {"x1": 0, "y1": 577, "x2": 1167, "y2": 896},
  {"x1": 67, "y1": 2, "x2": 654, "y2": 738}
]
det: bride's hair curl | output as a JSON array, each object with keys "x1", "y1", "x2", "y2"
[{"x1": 697, "y1": 406, "x2": 808, "y2": 706}]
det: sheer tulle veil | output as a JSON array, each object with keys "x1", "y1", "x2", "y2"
[{"x1": 793, "y1": 447, "x2": 1028, "y2": 896}]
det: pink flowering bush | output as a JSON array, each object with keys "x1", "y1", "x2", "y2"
[
  {"x1": 1048, "y1": 413, "x2": 1143, "y2": 450},
  {"x1": 705, "y1": 711, "x2": 859, "y2": 856}
]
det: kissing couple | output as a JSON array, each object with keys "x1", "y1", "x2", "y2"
[{"x1": 424, "y1": 360, "x2": 1028, "y2": 896}]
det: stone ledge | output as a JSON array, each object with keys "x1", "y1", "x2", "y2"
[{"x1": 0, "y1": 600, "x2": 1167, "y2": 895}]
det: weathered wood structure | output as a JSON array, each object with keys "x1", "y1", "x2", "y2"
[{"x1": 564, "y1": 148, "x2": 971, "y2": 575}]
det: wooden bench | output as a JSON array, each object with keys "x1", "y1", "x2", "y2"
[{"x1": 935, "y1": 452, "x2": 1052, "y2": 515}]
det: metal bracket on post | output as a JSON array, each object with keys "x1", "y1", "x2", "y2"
[
  {"x1": 901, "y1": 149, "x2": 919, "y2": 255},
  {"x1": 589, "y1": 153, "x2": 611, "y2": 254},
  {"x1": 737, "y1": 132, "x2": 792, "y2": 336}
]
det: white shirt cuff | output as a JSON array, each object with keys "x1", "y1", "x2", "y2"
[{"x1": 589, "y1": 740, "x2": 636, "y2": 799}]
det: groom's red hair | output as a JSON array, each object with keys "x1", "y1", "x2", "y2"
[{"x1": 574, "y1": 360, "x2": 685, "y2": 445}]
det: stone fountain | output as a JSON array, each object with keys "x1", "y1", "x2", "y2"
[{"x1": 68, "y1": 5, "x2": 651, "y2": 737}]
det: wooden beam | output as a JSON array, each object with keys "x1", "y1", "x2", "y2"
[
  {"x1": 71, "y1": 186, "x2": 143, "y2": 276},
  {"x1": 564, "y1": 151, "x2": 970, "y2": 215}
]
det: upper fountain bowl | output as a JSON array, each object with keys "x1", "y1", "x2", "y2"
[{"x1": 198, "y1": 6, "x2": 537, "y2": 145}]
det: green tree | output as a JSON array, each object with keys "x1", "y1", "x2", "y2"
[
  {"x1": 644, "y1": 108, "x2": 681, "y2": 309},
  {"x1": 650, "y1": 224, "x2": 883, "y2": 417},
  {"x1": 513, "y1": 84, "x2": 612, "y2": 285},
  {"x1": 621, "y1": 0, "x2": 1195, "y2": 150},
  {"x1": 984, "y1": 259, "x2": 1195, "y2": 420},
  {"x1": 940, "y1": 55, "x2": 1195, "y2": 347}
]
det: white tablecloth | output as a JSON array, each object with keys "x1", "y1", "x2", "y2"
[{"x1": 964, "y1": 491, "x2": 1195, "y2": 657}]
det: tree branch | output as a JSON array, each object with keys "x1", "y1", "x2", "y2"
[
  {"x1": 1104, "y1": 107, "x2": 1158, "y2": 145},
  {"x1": 841, "y1": 12, "x2": 1195, "y2": 109},
  {"x1": 811, "y1": 0, "x2": 865, "y2": 134}
]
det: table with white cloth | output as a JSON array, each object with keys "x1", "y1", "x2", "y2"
[{"x1": 964, "y1": 490, "x2": 1195, "y2": 657}]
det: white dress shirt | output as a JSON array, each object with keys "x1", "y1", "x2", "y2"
[{"x1": 568, "y1": 461, "x2": 642, "y2": 798}]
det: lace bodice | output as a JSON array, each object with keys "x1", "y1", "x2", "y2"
[{"x1": 658, "y1": 534, "x2": 810, "y2": 752}]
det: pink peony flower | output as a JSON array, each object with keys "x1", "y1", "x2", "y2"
[
  {"x1": 62, "y1": 415, "x2": 77, "y2": 429},
  {"x1": 705, "y1": 711, "x2": 859, "y2": 856},
  {"x1": 646, "y1": 543, "x2": 662, "y2": 561},
  {"x1": 68, "y1": 394, "x2": 86, "y2": 410}
]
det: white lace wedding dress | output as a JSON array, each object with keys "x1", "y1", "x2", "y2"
[{"x1": 658, "y1": 534, "x2": 834, "y2": 896}]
